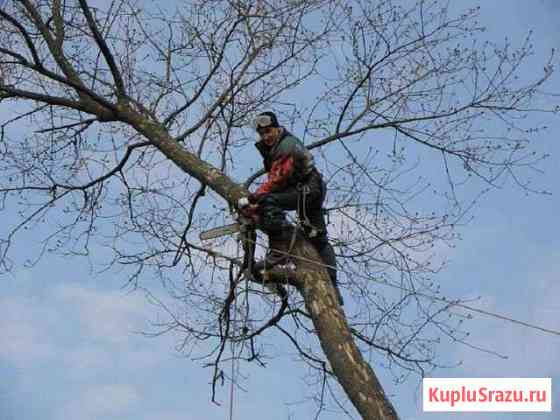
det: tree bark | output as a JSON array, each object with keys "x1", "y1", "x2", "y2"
[
  {"x1": 293, "y1": 239, "x2": 399, "y2": 419},
  {"x1": 123, "y1": 107, "x2": 399, "y2": 419}
]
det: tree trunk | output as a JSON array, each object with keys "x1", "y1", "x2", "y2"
[
  {"x1": 293, "y1": 239, "x2": 399, "y2": 419},
  {"x1": 124, "y1": 108, "x2": 399, "y2": 419}
]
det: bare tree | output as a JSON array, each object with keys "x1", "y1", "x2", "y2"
[{"x1": 0, "y1": 0, "x2": 554, "y2": 418}]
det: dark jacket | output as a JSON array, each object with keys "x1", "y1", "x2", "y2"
[{"x1": 254, "y1": 128, "x2": 315, "y2": 196}]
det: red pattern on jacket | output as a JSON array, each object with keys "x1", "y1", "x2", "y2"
[{"x1": 254, "y1": 155, "x2": 295, "y2": 196}]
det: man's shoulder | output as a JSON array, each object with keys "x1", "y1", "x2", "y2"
[
  {"x1": 276, "y1": 130, "x2": 305, "y2": 153},
  {"x1": 281, "y1": 129, "x2": 302, "y2": 142}
]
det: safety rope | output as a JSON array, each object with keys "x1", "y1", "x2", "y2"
[
  {"x1": 228, "y1": 232, "x2": 240, "y2": 420},
  {"x1": 242, "y1": 235, "x2": 560, "y2": 338},
  {"x1": 241, "y1": 223, "x2": 255, "y2": 330},
  {"x1": 226, "y1": 218, "x2": 259, "y2": 420}
]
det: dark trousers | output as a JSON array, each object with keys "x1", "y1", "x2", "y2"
[{"x1": 257, "y1": 172, "x2": 338, "y2": 290}]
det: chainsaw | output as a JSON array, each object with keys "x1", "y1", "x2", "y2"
[{"x1": 199, "y1": 215, "x2": 254, "y2": 241}]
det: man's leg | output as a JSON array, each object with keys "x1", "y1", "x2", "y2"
[
  {"x1": 308, "y1": 224, "x2": 343, "y2": 306},
  {"x1": 300, "y1": 176, "x2": 343, "y2": 305},
  {"x1": 254, "y1": 195, "x2": 297, "y2": 269},
  {"x1": 265, "y1": 186, "x2": 299, "y2": 210},
  {"x1": 254, "y1": 180, "x2": 343, "y2": 305}
]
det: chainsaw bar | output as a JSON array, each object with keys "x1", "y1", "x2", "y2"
[{"x1": 199, "y1": 222, "x2": 242, "y2": 241}]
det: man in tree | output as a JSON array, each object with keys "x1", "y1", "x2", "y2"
[{"x1": 238, "y1": 111, "x2": 343, "y2": 305}]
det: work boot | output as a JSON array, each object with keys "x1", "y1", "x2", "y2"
[{"x1": 253, "y1": 224, "x2": 297, "y2": 280}]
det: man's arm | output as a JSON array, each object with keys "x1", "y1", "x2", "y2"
[{"x1": 251, "y1": 154, "x2": 295, "y2": 199}]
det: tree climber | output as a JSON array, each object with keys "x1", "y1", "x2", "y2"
[{"x1": 238, "y1": 112, "x2": 343, "y2": 305}]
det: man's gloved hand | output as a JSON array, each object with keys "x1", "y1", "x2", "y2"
[
  {"x1": 238, "y1": 197, "x2": 250, "y2": 209},
  {"x1": 239, "y1": 193, "x2": 265, "y2": 208},
  {"x1": 238, "y1": 197, "x2": 260, "y2": 223}
]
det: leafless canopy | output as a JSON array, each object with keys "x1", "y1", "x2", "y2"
[{"x1": 0, "y1": 0, "x2": 555, "y2": 415}]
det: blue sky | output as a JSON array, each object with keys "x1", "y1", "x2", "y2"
[{"x1": 1, "y1": 1, "x2": 559, "y2": 420}]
